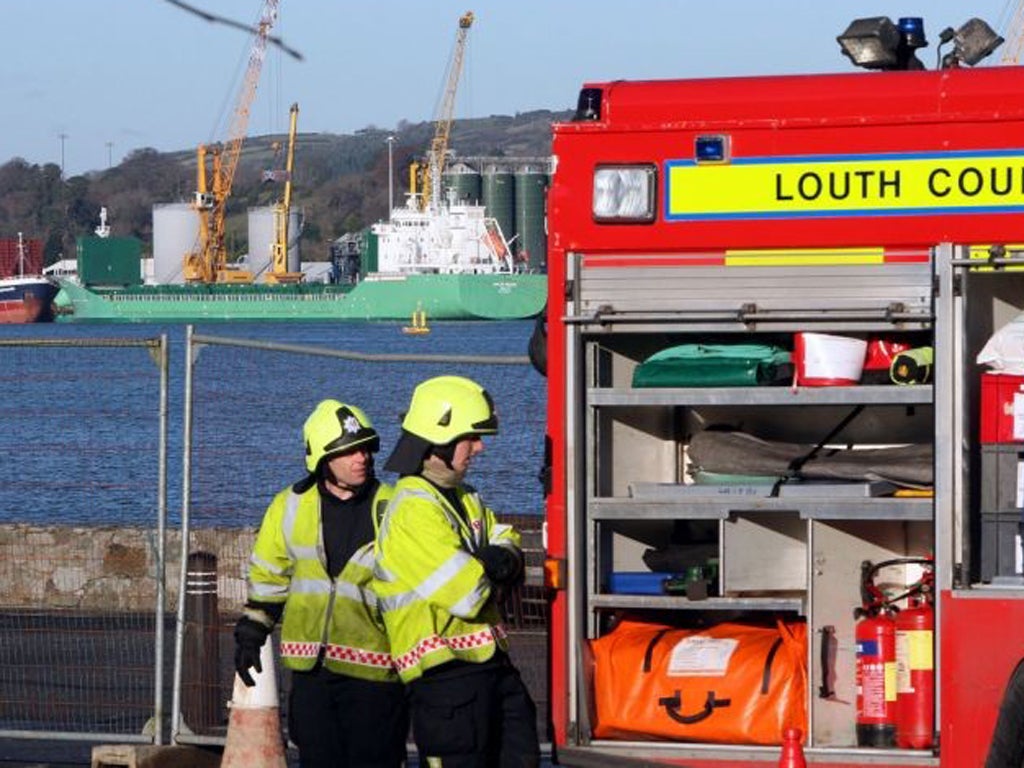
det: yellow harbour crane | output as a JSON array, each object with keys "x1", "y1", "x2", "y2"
[
  {"x1": 410, "y1": 10, "x2": 474, "y2": 211},
  {"x1": 183, "y1": 0, "x2": 279, "y2": 284},
  {"x1": 265, "y1": 102, "x2": 303, "y2": 284}
]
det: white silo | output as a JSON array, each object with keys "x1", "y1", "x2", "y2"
[
  {"x1": 247, "y1": 206, "x2": 303, "y2": 281},
  {"x1": 152, "y1": 203, "x2": 199, "y2": 285}
]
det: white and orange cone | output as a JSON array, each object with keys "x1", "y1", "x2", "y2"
[{"x1": 221, "y1": 642, "x2": 288, "y2": 768}]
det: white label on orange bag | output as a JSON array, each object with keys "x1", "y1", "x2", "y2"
[{"x1": 667, "y1": 636, "x2": 739, "y2": 677}]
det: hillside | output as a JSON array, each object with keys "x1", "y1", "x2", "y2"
[{"x1": 0, "y1": 109, "x2": 570, "y2": 265}]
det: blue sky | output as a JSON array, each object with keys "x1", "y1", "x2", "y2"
[{"x1": 3, "y1": 0, "x2": 1015, "y2": 176}]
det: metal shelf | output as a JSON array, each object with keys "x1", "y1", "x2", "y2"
[
  {"x1": 589, "y1": 593, "x2": 805, "y2": 612},
  {"x1": 590, "y1": 496, "x2": 933, "y2": 521},
  {"x1": 588, "y1": 385, "x2": 933, "y2": 407}
]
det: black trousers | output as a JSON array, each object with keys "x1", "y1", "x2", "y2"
[
  {"x1": 408, "y1": 656, "x2": 540, "y2": 768},
  {"x1": 288, "y1": 666, "x2": 409, "y2": 768}
]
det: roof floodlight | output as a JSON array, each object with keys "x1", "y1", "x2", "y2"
[
  {"x1": 951, "y1": 17, "x2": 1004, "y2": 66},
  {"x1": 837, "y1": 17, "x2": 901, "y2": 69}
]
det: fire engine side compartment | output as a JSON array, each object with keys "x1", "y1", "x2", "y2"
[{"x1": 546, "y1": 65, "x2": 1024, "y2": 767}]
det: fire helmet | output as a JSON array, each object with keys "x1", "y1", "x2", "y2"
[
  {"x1": 400, "y1": 375, "x2": 498, "y2": 445},
  {"x1": 303, "y1": 399, "x2": 380, "y2": 473}
]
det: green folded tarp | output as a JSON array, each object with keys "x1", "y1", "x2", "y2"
[{"x1": 632, "y1": 344, "x2": 793, "y2": 387}]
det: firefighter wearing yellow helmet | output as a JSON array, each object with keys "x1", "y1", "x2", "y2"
[
  {"x1": 235, "y1": 399, "x2": 408, "y2": 768},
  {"x1": 374, "y1": 375, "x2": 541, "y2": 767}
]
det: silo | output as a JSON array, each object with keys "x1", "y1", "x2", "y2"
[
  {"x1": 442, "y1": 162, "x2": 482, "y2": 204},
  {"x1": 152, "y1": 203, "x2": 199, "y2": 285},
  {"x1": 482, "y1": 166, "x2": 515, "y2": 253},
  {"x1": 247, "y1": 206, "x2": 303, "y2": 281},
  {"x1": 514, "y1": 168, "x2": 549, "y2": 272}
]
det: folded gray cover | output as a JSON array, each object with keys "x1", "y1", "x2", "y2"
[{"x1": 688, "y1": 430, "x2": 933, "y2": 488}]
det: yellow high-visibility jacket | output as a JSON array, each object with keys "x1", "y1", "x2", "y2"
[
  {"x1": 372, "y1": 475, "x2": 521, "y2": 683},
  {"x1": 246, "y1": 480, "x2": 398, "y2": 681}
]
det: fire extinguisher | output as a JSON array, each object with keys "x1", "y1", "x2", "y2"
[
  {"x1": 854, "y1": 560, "x2": 897, "y2": 747},
  {"x1": 895, "y1": 565, "x2": 935, "y2": 750}
]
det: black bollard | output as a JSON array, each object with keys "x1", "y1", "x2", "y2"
[{"x1": 183, "y1": 551, "x2": 221, "y2": 732}]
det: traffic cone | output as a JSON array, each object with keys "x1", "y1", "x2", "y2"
[
  {"x1": 221, "y1": 642, "x2": 287, "y2": 768},
  {"x1": 778, "y1": 727, "x2": 807, "y2": 768}
]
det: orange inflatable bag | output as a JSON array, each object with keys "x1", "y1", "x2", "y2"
[{"x1": 589, "y1": 618, "x2": 807, "y2": 745}]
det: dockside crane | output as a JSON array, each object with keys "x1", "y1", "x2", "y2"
[
  {"x1": 183, "y1": 0, "x2": 279, "y2": 284},
  {"x1": 265, "y1": 102, "x2": 303, "y2": 284},
  {"x1": 1000, "y1": 0, "x2": 1024, "y2": 64},
  {"x1": 412, "y1": 10, "x2": 474, "y2": 212}
]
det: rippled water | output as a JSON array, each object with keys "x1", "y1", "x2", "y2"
[{"x1": 0, "y1": 319, "x2": 547, "y2": 527}]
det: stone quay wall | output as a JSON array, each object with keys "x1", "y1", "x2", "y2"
[{"x1": 0, "y1": 524, "x2": 255, "y2": 613}]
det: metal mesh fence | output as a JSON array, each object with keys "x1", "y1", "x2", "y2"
[
  {"x1": 0, "y1": 329, "x2": 550, "y2": 748},
  {"x1": 0, "y1": 337, "x2": 169, "y2": 742},
  {"x1": 177, "y1": 329, "x2": 549, "y2": 744}
]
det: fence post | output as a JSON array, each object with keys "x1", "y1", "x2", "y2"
[{"x1": 183, "y1": 551, "x2": 220, "y2": 732}]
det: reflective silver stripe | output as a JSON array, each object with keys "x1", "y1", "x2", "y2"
[
  {"x1": 249, "y1": 581, "x2": 288, "y2": 599},
  {"x1": 379, "y1": 588, "x2": 419, "y2": 613},
  {"x1": 418, "y1": 549, "x2": 474, "y2": 599},
  {"x1": 374, "y1": 562, "x2": 396, "y2": 583},
  {"x1": 378, "y1": 487, "x2": 436, "y2": 540},
  {"x1": 449, "y1": 581, "x2": 488, "y2": 618},
  {"x1": 334, "y1": 581, "x2": 366, "y2": 602},
  {"x1": 282, "y1": 492, "x2": 301, "y2": 560},
  {"x1": 489, "y1": 523, "x2": 514, "y2": 542},
  {"x1": 249, "y1": 552, "x2": 287, "y2": 576},
  {"x1": 290, "y1": 578, "x2": 334, "y2": 595},
  {"x1": 351, "y1": 546, "x2": 375, "y2": 569},
  {"x1": 289, "y1": 543, "x2": 319, "y2": 561}
]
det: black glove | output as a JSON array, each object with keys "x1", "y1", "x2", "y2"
[
  {"x1": 478, "y1": 544, "x2": 522, "y2": 586},
  {"x1": 233, "y1": 617, "x2": 270, "y2": 687}
]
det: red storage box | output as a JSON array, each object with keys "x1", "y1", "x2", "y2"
[{"x1": 981, "y1": 373, "x2": 1024, "y2": 444}]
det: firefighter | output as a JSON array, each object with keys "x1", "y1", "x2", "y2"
[
  {"x1": 374, "y1": 375, "x2": 541, "y2": 768},
  {"x1": 233, "y1": 399, "x2": 408, "y2": 768}
]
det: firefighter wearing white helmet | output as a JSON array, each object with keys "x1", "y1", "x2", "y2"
[
  {"x1": 374, "y1": 375, "x2": 541, "y2": 767},
  {"x1": 235, "y1": 399, "x2": 408, "y2": 768}
]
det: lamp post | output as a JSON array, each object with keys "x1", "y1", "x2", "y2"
[
  {"x1": 386, "y1": 135, "x2": 396, "y2": 219},
  {"x1": 58, "y1": 132, "x2": 68, "y2": 179}
]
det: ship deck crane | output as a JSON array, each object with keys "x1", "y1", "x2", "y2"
[
  {"x1": 412, "y1": 10, "x2": 474, "y2": 212},
  {"x1": 266, "y1": 102, "x2": 303, "y2": 284},
  {"x1": 183, "y1": 0, "x2": 279, "y2": 284}
]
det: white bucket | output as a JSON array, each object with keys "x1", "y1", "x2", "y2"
[{"x1": 794, "y1": 333, "x2": 867, "y2": 386}]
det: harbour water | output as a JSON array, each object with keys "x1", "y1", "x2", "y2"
[{"x1": 0, "y1": 319, "x2": 547, "y2": 527}]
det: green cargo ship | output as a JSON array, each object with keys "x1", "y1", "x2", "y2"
[
  {"x1": 57, "y1": 193, "x2": 549, "y2": 323},
  {"x1": 54, "y1": 271, "x2": 546, "y2": 322}
]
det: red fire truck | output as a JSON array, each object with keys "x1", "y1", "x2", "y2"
[{"x1": 543, "y1": 63, "x2": 1024, "y2": 766}]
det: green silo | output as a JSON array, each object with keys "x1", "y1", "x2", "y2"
[
  {"x1": 482, "y1": 166, "x2": 515, "y2": 254},
  {"x1": 514, "y1": 169, "x2": 549, "y2": 272},
  {"x1": 443, "y1": 163, "x2": 482, "y2": 204}
]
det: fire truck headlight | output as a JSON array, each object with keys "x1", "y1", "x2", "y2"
[{"x1": 592, "y1": 165, "x2": 656, "y2": 222}]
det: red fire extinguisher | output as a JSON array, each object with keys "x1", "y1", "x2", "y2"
[
  {"x1": 854, "y1": 561, "x2": 897, "y2": 747},
  {"x1": 895, "y1": 567, "x2": 935, "y2": 750}
]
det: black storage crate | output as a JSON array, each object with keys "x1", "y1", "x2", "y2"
[{"x1": 980, "y1": 445, "x2": 1024, "y2": 581}]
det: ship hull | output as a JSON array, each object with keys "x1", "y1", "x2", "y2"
[
  {"x1": 0, "y1": 277, "x2": 59, "y2": 323},
  {"x1": 55, "y1": 273, "x2": 546, "y2": 323}
]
